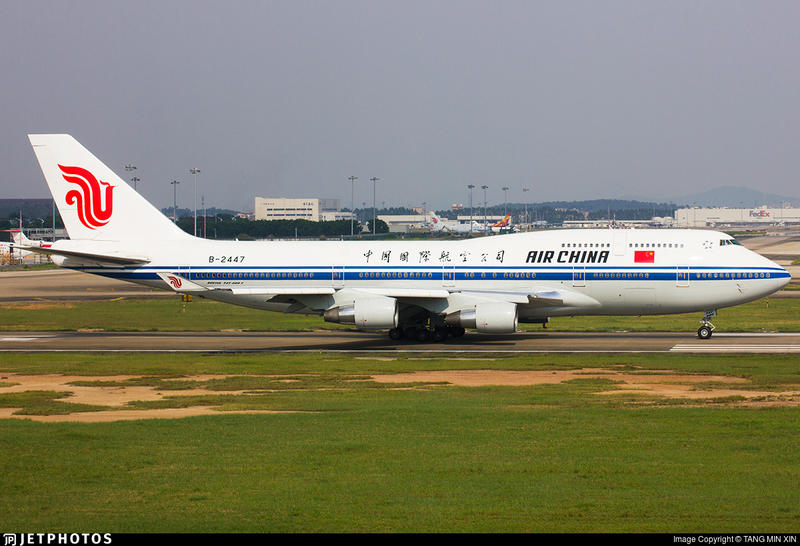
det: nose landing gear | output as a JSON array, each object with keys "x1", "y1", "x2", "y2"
[{"x1": 697, "y1": 310, "x2": 716, "y2": 339}]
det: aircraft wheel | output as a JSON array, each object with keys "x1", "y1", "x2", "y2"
[
  {"x1": 431, "y1": 328, "x2": 448, "y2": 343},
  {"x1": 404, "y1": 327, "x2": 418, "y2": 340},
  {"x1": 448, "y1": 327, "x2": 466, "y2": 338},
  {"x1": 415, "y1": 329, "x2": 431, "y2": 342},
  {"x1": 388, "y1": 328, "x2": 403, "y2": 340},
  {"x1": 697, "y1": 325, "x2": 713, "y2": 339}
]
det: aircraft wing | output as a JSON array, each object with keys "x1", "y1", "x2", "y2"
[
  {"x1": 16, "y1": 244, "x2": 150, "y2": 267},
  {"x1": 456, "y1": 288, "x2": 600, "y2": 308}
]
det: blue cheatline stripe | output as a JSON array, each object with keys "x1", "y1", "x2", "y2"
[
  {"x1": 79, "y1": 266, "x2": 789, "y2": 283},
  {"x1": 88, "y1": 264, "x2": 789, "y2": 273},
  {"x1": 130, "y1": 264, "x2": 789, "y2": 272}
]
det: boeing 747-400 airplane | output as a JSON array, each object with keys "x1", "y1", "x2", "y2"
[{"x1": 20, "y1": 134, "x2": 790, "y2": 342}]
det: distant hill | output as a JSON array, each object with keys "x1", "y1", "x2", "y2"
[
  {"x1": 0, "y1": 198, "x2": 57, "y2": 220},
  {"x1": 669, "y1": 186, "x2": 800, "y2": 208},
  {"x1": 531, "y1": 199, "x2": 676, "y2": 212}
]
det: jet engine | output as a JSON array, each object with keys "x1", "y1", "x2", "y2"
[
  {"x1": 445, "y1": 302, "x2": 518, "y2": 333},
  {"x1": 323, "y1": 296, "x2": 399, "y2": 329}
]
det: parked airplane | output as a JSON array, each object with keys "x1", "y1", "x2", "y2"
[
  {"x1": 492, "y1": 214, "x2": 511, "y2": 228},
  {"x1": 490, "y1": 213, "x2": 515, "y2": 233},
  {"x1": 429, "y1": 213, "x2": 486, "y2": 234},
  {"x1": 22, "y1": 134, "x2": 790, "y2": 342},
  {"x1": 0, "y1": 229, "x2": 36, "y2": 259}
]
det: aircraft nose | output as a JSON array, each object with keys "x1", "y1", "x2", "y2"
[
  {"x1": 774, "y1": 261, "x2": 791, "y2": 289},
  {"x1": 764, "y1": 256, "x2": 791, "y2": 290}
]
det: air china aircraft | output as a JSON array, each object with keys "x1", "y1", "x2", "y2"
[
  {"x1": 429, "y1": 213, "x2": 486, "y2": 234},
  {"x1": 22, "y1": 134, "x2": 790, "y2": 342},
  {"x1": 0, "y1": 230, "x2": 35, "y2": 258}
]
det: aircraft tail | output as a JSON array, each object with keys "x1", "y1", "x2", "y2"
[
  {"x1": 28, "y1": 134, "x2": 190, "y2": 242},
  {"x1": 492, "y1": 214, "x2": 511, "y2": 227},
  {"x1": 7, "y1": 229, "x2": 32, "y2": 246}
]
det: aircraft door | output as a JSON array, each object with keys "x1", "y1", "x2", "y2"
[
  {"x1": 332, "y1": 265, "x2": 345, "y2": 287},
  {"x1": 676, "y1": 265, "x2": 690, "y2": 287},
  {"x1": 442, "y1": 264, "x2": 456, "y2": 287},
  {"x1": 572, "y1": 266, "x2": 586, "y2": 287},
  {"x1": 612, "y1": 229, "x2": 628, "y2": 256},
  {"x1": 177, "y1": 264, "x2": 191, "y2": 280}
]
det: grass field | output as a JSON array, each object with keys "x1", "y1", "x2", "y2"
[
  {"x1": 1, "y1": 351, "x2": 799, "y2": 532},
  {"x1": 0, "y1": 293, "x2": 797, "y2": 333},
  {"x1": 1, "y1": 296, "x2": 799, "y2": 532}
]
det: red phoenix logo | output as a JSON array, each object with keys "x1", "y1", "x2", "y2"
[
  {"x1": 167, "y1": 275, "x2": 183, "y2": 288},
  {"x1": 59, "y1": 165, "x2": 115, "y2": 229}
]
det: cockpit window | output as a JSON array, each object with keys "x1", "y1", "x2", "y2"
[{"x1": 719, "y1": 239, "x2": 742, "y2": 246}]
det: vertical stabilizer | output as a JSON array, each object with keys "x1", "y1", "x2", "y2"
[{"x1": 28, "y1": 134, "x2": 189, "y2": 241}]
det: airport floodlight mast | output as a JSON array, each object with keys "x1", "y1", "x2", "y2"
[
  {"x1": 171, "y1": 179, "x2": 180, "y2": 222},
  {"x1": 481, "y1": 185, "x2": 488, "y2": 227},
  {"x1": 131, "y1": 176, "x2": 140, "y2": 191},
  {"x1": 348, "y1": 176, "x2": 358, "y2": 236},
  {"x1": 467, "y1": 184, "x2": 475, "y2": 234},
  {"x1": 522, "y1": 187, "x2": 530, "y2": 230},
  {"x1": 502, "y1": 186, "x2": 509, "y2": 216},
  {"x1": 370, "y1": 177, "x2": 380, "y2": 234},
  {"x1": 125, "y1": 164, "x2": 138, "y2": 191},
  {"x1": 190, "y1": 168, "x2": 201, "y2": 236}
]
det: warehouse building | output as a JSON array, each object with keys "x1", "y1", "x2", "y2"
[
  {"x1": 253, "y1": 197, "x2": 354, "y2": 222},
  {"x1": 675, "y1": 207, "x2": 800, "y2": 227}
]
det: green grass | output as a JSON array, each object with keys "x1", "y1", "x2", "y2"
[
  {"x1": 1, "y1": 352, "x2": 800, "y2": 532},
  {"x1": 0, "y1": 294, "x2": 797, "y2": 332}
]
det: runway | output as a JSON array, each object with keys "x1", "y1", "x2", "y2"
[{"x1": 2, "y1": 330, "x2": 800, "y2": 353}]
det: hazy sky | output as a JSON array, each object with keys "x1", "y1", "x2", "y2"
[{"x1": 2, "y1": 1, "x2": 799, "y2": 211}]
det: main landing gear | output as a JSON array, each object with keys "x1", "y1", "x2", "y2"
[{"x1": 697, "y1": 310, "x2": 717, "y2": 339}]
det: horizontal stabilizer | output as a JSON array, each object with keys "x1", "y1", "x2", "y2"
[
  {"x1": 156, "y1": 273, "x2": 208, "y2": 292},
  {"x1": 16, "y1": 244, "x2": 150, "y2": 267}
]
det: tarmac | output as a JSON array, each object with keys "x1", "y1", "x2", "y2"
[{"x1": 1, "y1": 329, "x2": 800, "y2": 353}]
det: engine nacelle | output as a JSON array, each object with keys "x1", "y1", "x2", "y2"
[
  {"x1": 323, "y1": 296, "x2": 399, "y2": 329},
  {"x1": 445, "y1": 302, "x2": 518, "y2": 333}
]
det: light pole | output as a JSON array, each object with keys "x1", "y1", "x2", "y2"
[
  {"x1": 370, "y1": 177, "x2": 379, "y2": 234},
  {"x1": 348, "y1": 176, "x2": 358, "y2": 236},
  {"x1": 522, "y1": 187, "x2": 530, "y2": 230},
  {"x1": 190, "y1": 168, "x2": 200, "y2": 236},
  {"x1": 502, "y1": 186, "x2": 509, "y2": 217},
  {"x1": 467, "y1": 184, "x2": 475, "y2": 235},
  {"x1": 481, "y1": 185, "x2": 488, "y2": 228},
  {"x1": 202, "y1": 195, "x2": 207, "y2": 238},
  {"x1": 125, "y1": 164, "x2": 137, "y2": 192},
  {"x1": 171, "y1": 180, "x2": 180, "y2": 222}
]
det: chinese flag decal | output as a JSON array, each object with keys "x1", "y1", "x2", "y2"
[{"x1": 634, "y1": 250, "x2": 655, "y2": 263}]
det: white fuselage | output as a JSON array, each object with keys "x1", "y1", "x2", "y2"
[{"x1": 55, "y1": 228, "x2": 789, "y2": 320}]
